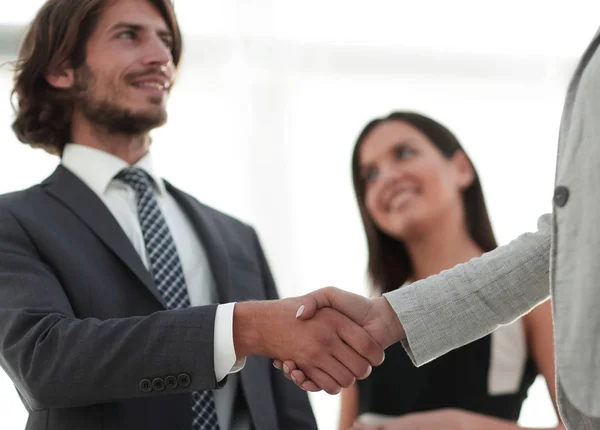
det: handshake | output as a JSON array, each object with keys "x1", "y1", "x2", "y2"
[{"x1": 233, "y1": 287, "x2": 406, "y2": 394}]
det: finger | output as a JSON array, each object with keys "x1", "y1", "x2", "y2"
[
  {"x1": 297, "y1": 287, "x2": 374, "y2": 332},
  {"x1": 296, "y1": 291, "x2": 327, "y2": 320},
  {"x1": 333, "y1": 340, "x2": 373, "y2": 381},
  {"x1": 299, "y1": 380, "x2": 321, "y2": 392},
  {"x1": 283, "y1": 360, "x2": 297, "y2": 371},
  {"x1": 273, "y1": 360, "x2": 293, "y2": 381},
  {"x1": 289, "y1": 368, "x2": 307, "y2": 384},
  {"x1": 279, "y1": 360, "x2": 297, "y2": 381},
  {"x1": 324, "y1": 287, "x2": 373, "y2": 325},
  {"x1": 290, "y1": 369, "x2": 320, "y2": 392},
  {"x1": 318, "y1": 353, "x2": 356, "y2": 389},
  {"x1": 303, "y1": 365, "x2": 344, "y2": 395},
  {"x1": 283, "y1": 360, "x2": 298, "y2": 373},
  {"x1": 289, "y1": 369, "x2": 320, "y2": 392},
  {"x1": 338, "y1": 319, "x2": 385, "y2": 367},
  {"x1": 296, "y1": 286, "x2": 343, "y2": 320},
  {"x1": 279, "y1": 364, "x2": 292, "y2": 380}
]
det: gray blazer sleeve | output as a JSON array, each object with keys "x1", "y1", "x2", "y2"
[
  {"x1": 384, "y1": 213, "x2": 552, "y2": 367},
  {"x1": 0, "y1": 208, "x2": 220, "y2": 411}
]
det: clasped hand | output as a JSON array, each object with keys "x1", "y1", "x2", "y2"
[{"x1": 269, "y1": 287, "x2": 404, "y2": 394}]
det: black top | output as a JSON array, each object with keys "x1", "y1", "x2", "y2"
[{"x1": 358, "y1": 325, "x2": 537, "y2": 420}]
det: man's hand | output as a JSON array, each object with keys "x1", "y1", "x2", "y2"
[
  {"x1": 233, "y1": 297, "x2": 385, "y2": 395},
  {"x1": 272, "y1": 287, "x2": 405, "y2": 392},
  {"x1": 295, "y1": 287, "x2": 404, "y2": 348}
]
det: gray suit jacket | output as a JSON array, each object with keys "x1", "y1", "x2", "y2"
[
  {"x1": 0, "y1": 166, "x2": 317, "y2": 430},
  {"x1": 384, "y1": 28, "x2": 600, "y2": 429}
]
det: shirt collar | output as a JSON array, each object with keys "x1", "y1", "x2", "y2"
[
  {"x1": 61, "y1": 143, "x2": 166, "y2": 196},
  {"x1": 133, "y1": 149, "x2": 167, "y2": 195}
]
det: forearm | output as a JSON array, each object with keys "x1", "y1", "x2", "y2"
[
  {"x1": 232, "y1": 300, "x2": 269, "y2": 358},
  {"x1": 232, "y1": 228, "x2": 281, "y2": 359},
  {"x1": 460, "y1": 411, "x2": 563, "y2": 430},
  {"x1": 338, "y1": 386, "x2": 359, "y2": 430},
  {"x1": 385, "y1": 213, "x2": 552, "y2": 366},
  {"x1": 0, "y1": 306, "x2": 218, "y2": 410},
  {"x1": 0, "y1": 212, "x2": 221, "y2": 409}
]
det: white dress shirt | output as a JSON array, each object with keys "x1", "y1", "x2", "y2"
[{"x1": 61, "y1": 144, "x2": 246, "y2": 430}]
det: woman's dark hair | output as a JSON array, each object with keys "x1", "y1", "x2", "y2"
[
  {"x1": 10, "y1": 0, "x2": 183, "y2": 155},
  {"x1": 351, "y1": 111, "x2": 497, "y2": 293}
]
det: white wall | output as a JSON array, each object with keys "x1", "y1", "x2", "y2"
[{"x1": 2, "y1": 1, "x2": 600, "y2": 428}]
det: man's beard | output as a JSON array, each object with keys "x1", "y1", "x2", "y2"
[{"x1": 73, "y1": 65, "x2": 167, "y2": 135}]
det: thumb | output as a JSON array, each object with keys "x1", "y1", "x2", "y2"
[
  {"x1": 295, "y1": 286, "x2": 337, "y2": 320},
  {"x1": 295, "y1": 293, "x2": 319, "y2": 320},
  {"x1": 297, "y1": 286, "x2": 373, "y2": 326}
]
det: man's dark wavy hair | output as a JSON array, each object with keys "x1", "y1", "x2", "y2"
[{"x1": 10, "y1": 0, "x2": 183, "y2": 155}]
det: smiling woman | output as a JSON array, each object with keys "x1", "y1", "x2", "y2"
[
  {"x1": 352, "y1": 113, "x2": 496, "y2": 291},
  {"x1": 282, "y1": 112, "x2": 561, "y2": 430}
]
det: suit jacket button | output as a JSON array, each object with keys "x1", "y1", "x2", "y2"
[
  {"x1": 139, "y1": 379, "x2": 153, "y2": 393},
  {"x1": 152, "y1": 378, "x2": 166, "y2": 391},
  {"x1": 177, "y1": 373, "x2": 191, "y2": 388},
  {"x1": 165, "y1": 375, "x2": 178, "y2": 389},
  {"x1": 554, "y1": 186, "x2": 569, "y2": 207}
]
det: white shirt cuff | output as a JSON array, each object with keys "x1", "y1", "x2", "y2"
[{"x1": 214, "y1": 303, "x2": 246, "y2": 382}]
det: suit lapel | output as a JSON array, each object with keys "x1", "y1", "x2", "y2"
[
  {"x1": 41, "y1": 166, "x2": 167, "y2": 308},
  {"x1": 165, "y1": 182, "x2": 233, "y2": 304},
  {"x1": 167, "y1": 185, "x2": 281, "y2": 427}
]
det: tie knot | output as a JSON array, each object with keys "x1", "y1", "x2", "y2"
[{"x1": 115, "y1": 167, "x2": 153, "y2": 193}]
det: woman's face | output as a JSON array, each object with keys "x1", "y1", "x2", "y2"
[{"x1": 359, "y1": 120, "x2": 473, "y2": 241}]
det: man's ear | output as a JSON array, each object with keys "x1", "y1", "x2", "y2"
[
  {"x1": 451, "y1": 150, "x2": 475, "y2": 190},
  {"x1": 45, "y1": 62, "x2": 75, "y2": 89}
]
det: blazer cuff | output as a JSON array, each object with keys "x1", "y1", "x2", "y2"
[
  {"x1": 214, "y1": 303, "x2": 246, "y2": 382},
  {"x1": 383, "y1": 289, "x2": 430, "y2": 367}
]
